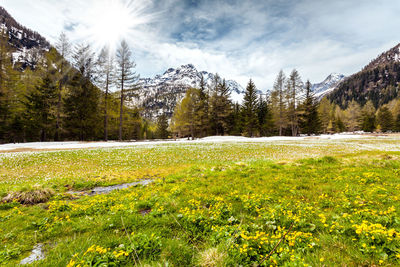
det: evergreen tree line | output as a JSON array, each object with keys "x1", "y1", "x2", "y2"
[
  {"x1": 170, "y1": 69, "x2": 400, "y2": 138},
  {"x1": 0, "y1": 31, "x2": 165, "y2": 143}
]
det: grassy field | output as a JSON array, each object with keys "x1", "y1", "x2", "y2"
[{"x1": 1, "y1": 137, "x2": 400, "y2": 266}]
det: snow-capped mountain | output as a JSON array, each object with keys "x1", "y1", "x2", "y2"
[
  {"x1": 0, "y1": 6, "x2": 50, "y2": 69},
  {"x1": 136, "y1": 64, "x2": 245, "y2": 119},
  {"x1": 312, "y1": 73, "x2": 346, "y2": 100}
]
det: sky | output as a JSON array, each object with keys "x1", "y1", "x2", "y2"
[{"x1": 2, "y1": 0, "x2": 400, "y2": 91}]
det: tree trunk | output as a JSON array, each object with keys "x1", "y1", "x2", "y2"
[
  {"x1": 104, "y1": 75, "x2": 109, "y2": 141},
  {"x1": 119, "y1": 80, "x2": 124, "y2": 141}
]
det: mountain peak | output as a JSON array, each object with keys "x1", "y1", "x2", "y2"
[{"x1": 312, "y1": 73, "x2": 346, "y2": 99}]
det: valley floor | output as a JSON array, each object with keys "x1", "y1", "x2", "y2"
[{"x1": 0, "y1": 136, "x2": 400, "y2": 266}]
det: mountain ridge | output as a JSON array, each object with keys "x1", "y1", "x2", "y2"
[{"x1": 329, "y1": 42, "x2": 400, "y2": 108}]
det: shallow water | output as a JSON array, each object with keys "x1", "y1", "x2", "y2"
[
  {"x1": 20, "y1": 244, "x2": 45, "y2": 265},
  {"x1": 68, "y1": 179, "x2": 154, "y2": 196}
]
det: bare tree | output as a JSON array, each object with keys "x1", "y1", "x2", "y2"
[
  {"x1": 286, "y1": 69, "x2": 303, "y2": 136},
  {"x1": 115, "y1": 40, "x2": 140, "y2": 141},
  {"x1": 73, "y1": 43, "x2": 95, "y2": 80},
  {"x1": 271, "y1": 70, "x2": 287, "y2": 136},
  {"x1": 54, "y1": 32, "x2": 71, "y2": 141},
  {"x1": 96, "y1": 47, "x2": 114, "y2": 141}
]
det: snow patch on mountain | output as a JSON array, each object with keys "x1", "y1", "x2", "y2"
[{"x1": 135, "y1": 64, "x2": 246, "y2": 119}]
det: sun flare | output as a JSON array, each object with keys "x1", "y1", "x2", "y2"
[{"x1": 84, "y1": 0, "x2": 153, "y2": 51}]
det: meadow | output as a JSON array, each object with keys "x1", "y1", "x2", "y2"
[{"x1": 0, "y1": 136, "x2": 400, "y2": 266}]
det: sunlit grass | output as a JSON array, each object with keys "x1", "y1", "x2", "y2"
[{"x1": 0, "y1": 137, "x2": 399, "y2": 266}]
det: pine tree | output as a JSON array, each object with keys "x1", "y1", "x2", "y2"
[
  {"x1": 156, "y1": 114, "x2": 169, "y2": 139},
  {"x1": 377, "y1": 106, "x2": 394, "y2": 132},
  {"x1": 286, "y1": 69, "x2": 303, "y2": 136},
  {"x1": 96, "y1": 47, "x2": 114, "y2": 141},
  {"x1": 116, "y1": 40, "x2": 139, "y2": 141},
  {"x1": 271, "y1": 70, "x2": 287, "y2": 136},
  {"x1": 300, "y1": 80, "x2": 321, "y2": 135},
  {"x1": 242, "y1": 79, "x2": 259, "y2": 137},
  {"x1": 54, "y1": 32, "x2": 71, "y2": 141},
  {"x1": 24, "y1": 75, "x2": 58, "y2": 141}
]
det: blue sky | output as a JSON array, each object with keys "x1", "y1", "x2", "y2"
[{"x1": 2, "y1": 0, "x2": 400, "y2": 90}]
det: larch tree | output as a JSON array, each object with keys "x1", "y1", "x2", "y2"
[
  {"x1": 96, "y1": 46, "x2": 114, "y2": 141},
  {"x1": 286, "y1": 69, "x2": 303, "y2": 136},
  {"x1": 344, "y1": 100, "x2": 362, "y2": 132},
  {"x1": 171, "y1": 88, "x2": 198, "y2": 139},
  {"x1": 54, "y1": 32, "x2": 71, "y2": 141},
  {"x1": 242, "y1": 79, "x2": 259, "y2": 137},
  {"x1": 377, "y1": 106, "x2": 394, "y2": 132},
  {"x1": 116, "y1": 40, "x2": 139, "y2": 141},
  {"x1": 271, "y1": 70, "x2": 287, "y2": 136},
  {"x1": 318, "y1": 98, "x2": 334, "y2": 133}
]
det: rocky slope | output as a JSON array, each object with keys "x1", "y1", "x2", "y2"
[{"x1": 0, "y1": 6, "x2": 50, "y2": 69}]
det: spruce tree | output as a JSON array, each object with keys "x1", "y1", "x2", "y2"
[
  {"x1": 361, "y1": 101, "x2": 376, "y2": 132},
  {"x1": 242, "y1": 79, "x2": 259, "y2": 137},
  {"x1": 300, "y1": 80, "x2": 321, "y2": 135},
  {"x1": 209, "y1": 75, "x2": 232, "y2": 135},
  {"x1": 64, "y1": 43, "x2": 100, "y2": 141},
  {"x1": 156, "y1": 114, "x2": 169, "y2": 139},
  {"x1": 257, "y1": 93, "x2": 274, "y2": 136},
  {"x1": 64, "y1": 74, "x2": 100, "y2": 141},
  {"x1": 24, "y1": 75, "x2": 58, "y2": 141},
  {"x1": 194, "y1": 74, "x2": 209, "y2": 137}
]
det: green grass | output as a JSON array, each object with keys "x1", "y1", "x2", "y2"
[{"x1": 0, "y1": 138, "x2": 400, "y2": 266}]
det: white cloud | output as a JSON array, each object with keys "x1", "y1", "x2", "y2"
[{"x1": 2, "y1": 0, "x2": 400, "y2": 91}]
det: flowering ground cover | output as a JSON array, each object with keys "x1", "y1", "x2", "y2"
[{"x1": 0, "y1": 137, "x2": 400, "y2": 266}]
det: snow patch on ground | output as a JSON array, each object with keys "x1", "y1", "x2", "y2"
[{"x1": 0, "y1": 134, "x2": 388, "y2": 152}]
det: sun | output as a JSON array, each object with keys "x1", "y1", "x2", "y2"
[{"x1": 84, "y1": 0, "x2": 153, "y2": 51}]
